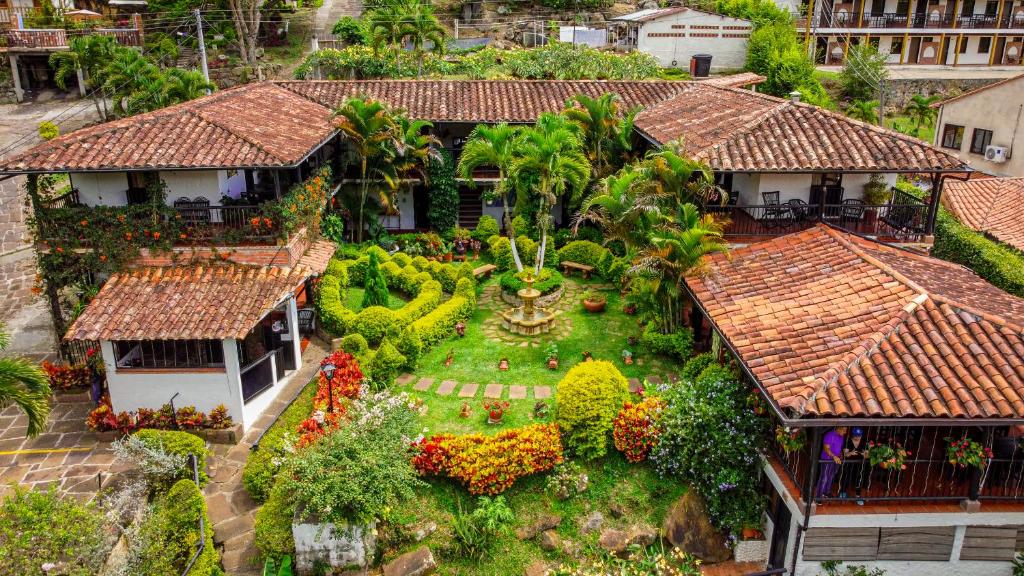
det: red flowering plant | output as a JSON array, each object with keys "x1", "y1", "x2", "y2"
[
  {"x1": 313, "y1": 351, "x2": 364, "y2": 413},
  {"x1": 41, "y1": 361, "x2": 92, "y2": 391},
  {"x1": 85, "y1": 397, "x2": 232, "y2": 433},
  {"x1": 411, "y1": 423, "x2": 564, "y2": 494},
  {"x1": 483, "y1": 400, "x2": 510, "y2": 424},
  {"x1": 174, "y1": 406, "x2": 207, "y2": 429},
  {"x1": 613, "y1": 396, "x2": 665, "y2": 463},
  {"x1": 867, "y1": 441, "x2": 911, "y2": 470},
  {"x1": 945, "y1": 436, "x2": 993, "y2": 469},
  {"x1": 775, "y1": 426, "x2": 806, "y2": 454},
  {"x1": 296, "y1": 410, "x2": 345, "y2": 448}
]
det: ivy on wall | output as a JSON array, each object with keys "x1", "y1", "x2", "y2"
[{"x1": 426, "y1": 149, "x2": 458, "y2": 233}]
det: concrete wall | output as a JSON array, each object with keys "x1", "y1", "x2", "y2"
[
  {"x1": 72, "y1": 172, "x2": 131, "y2": 206},
  {"x1": 101, "y1": 340, "x2": 245, "y2": 425},
  {"x1": 636, "y1": 11, "x2": 751, "y2": 70},
  {"x1": 936, "y1": 75, "x2": 1024, "y2": 177},
  {"x1": 0, "y1": 176, "x2": 38, "y2": 324}
]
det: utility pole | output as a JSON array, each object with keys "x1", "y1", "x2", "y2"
[
  {"x1": 195, "y1": 8, "x2": 211, "y2": 95},
  {"x1": 877, "y1": 76, "x2": 885, "y2": 127}
]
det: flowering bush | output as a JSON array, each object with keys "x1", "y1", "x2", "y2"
[
  {"x1": 411, "y1": 424, "x2": 564, "y2": 495},
  {"x1": 263, "y1": 166, "x2": 332, "y2": 238},
  {"x1": 613, "y1": 397, "x2": 665, "y2": 463},
  {"x1": 867, "y1": 442, "x2": 910, "y2": 470},
  {"x1": 85, "y1": 397, "x2": 232, "y2": 433},
  {"x1": 944, "y1": 437, "x2": 992, "y2": 469},
  {"x1": 41, "y1": 360, "x2": 92, "y2": 390},
  {"x1": 313, "y1": 351, "x2": 364, "y2": 413},
  {"x1": 775, "y1": 426, "x2": 806, "y2": 453}
]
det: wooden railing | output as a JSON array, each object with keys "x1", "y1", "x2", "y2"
[
  {"x1": 706, "y1": 201, "x2": 929, "y2": 241},
  {"x1": 40, "y1": 189, "x2": 81, "y2": 210},
  {"x1": 819, "y1": 9, "x2": 1024, "y2": 29},
  {"x1": 5, "y1": 26, "x2": 141, "y2": 49}
]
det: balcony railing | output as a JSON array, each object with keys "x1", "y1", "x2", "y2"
[
  {"x1": 771, "y1": 425, "x2": 1024, "y2": 504},
  {"x1": 5, "y1": 26, "x2": 142, "y2": 49},
  {"x1": 706, "y1": 201, "x2": 929, "y2": 241},
  {"x1": 241, "y1": 348, "x2": 281, "y2": 404},
  {"x1": 820, "y1": 9, "x2": 1024, "y2": 29}
]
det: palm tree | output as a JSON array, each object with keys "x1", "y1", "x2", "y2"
[
  {"x1": 633, "y1": 143, "x2": 716, "y2": 212},
  {"x1": 0, "y1": 325, "x2": 51, "y2": 437},
  {"x1": 510, "y1": 112, "x2": 591, "y2": 273},
  {"x1": 49, "y1": 35, "x2": 117, "y2": 120},
  {"x1": 165, "y1": 68, "x2": 216, "y2": 102},
  {"x1": 846, "y1": 99, "x2": 880, "y2": 124},
  {"x1": 367, "y1": 1, "x2": 406, "y2": 58},
  {"x1": 562, "y1": 93, "x2": 638, "y2": 178},
  {"x1": 458, "y1": 123, "x2": 526, "y2": 271},
  {"x1": 333, "y1": 97, "x2": 400, "y2": 242},
  {"x1": 636, "y1": 203, "x2": 728, "y2": 331},
  {"x1": 400, "y1": 0, "x2": 446, "y2": 77},
  {"x1": 574, "y1": 165, "x2": 650, "y2": 251},
  {"x1": 99, "y1": 49, "x2": 161, "y2": 117},
  {"x1": 903, "y1": 94, "x2": 941, "y2": 137},
  {"x1": 392, "y1": 115, "x2": 441, "y2": 223}
]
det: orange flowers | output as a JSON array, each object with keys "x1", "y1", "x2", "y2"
[
  {"x1": 613, "y1": 397, "x2": 665, "y2": 463},
  {"x1": 152, "y1": 231, "x2": 161, "y2": 240},
  {"x1": 124, "y1": 232, "x2": 132, "y2": 240},
  {"x1": 79, "y1": 219, "x2": 88, "y2": 227}
]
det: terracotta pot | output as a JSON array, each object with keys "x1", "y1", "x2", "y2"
[
  {"x1": 499, "y1": 359, "x2": 510, "y2": 371},
  {"x1": 583, "y1": 299, "x2": 606, "y2": 313},
  {"x1": 624, "y1": 356, "x2": 633, "y2": 365},
  {"x1": 488, "y1": 411, "x2": 504, "y2": 424},
  {"x1": 742, "y1": 527, "x2": 764, "y2": 540},
  {"x1": 548, "y1": 358, "x2": 559, "y2": 370},
  {"x1": 444, "y1": 253, "x2": 453, "y2": 262}
]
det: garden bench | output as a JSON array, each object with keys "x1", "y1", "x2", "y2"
[
  {"x1": 560, "y1": 261, "x2": 595, "y2": 279},
  {"x1": 473, "y1": 264, "x2": 497, "y2": 279}
]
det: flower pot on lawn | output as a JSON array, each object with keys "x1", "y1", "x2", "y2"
[{"x1": 583, "y1": 299, "x2": 606, "y2": 313}]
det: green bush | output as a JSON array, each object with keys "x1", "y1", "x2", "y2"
[
  {"x1": 133, "y1": 428, "x2": 209, "y2": 488},
  {"x1": 933, "y1": 211, "x2": 1024, "y2": 298},
  {"x1": 0, "y1": 487, "x2": 109, "y2": 576},
  {"x1": 556, "y1": 360, "x2": 629, "y2": 460},
  {"x1": 473, "y1": 215, "x2": 500, "y2": 242},
  {"x1": 127, "y1": 479, "x2": 222, "y2": 576},
  {"x1": 318, "y1": 275, "x2": 356, "y2": 336},
  {"x1": 605, "y1": 256, "x2": 630, "y2": 287},
  {"x1": 362, "y1": 250, "x2": 390, "y2": 308},
  {"x1": 395, "y1": 279, "x2": 442, "y2": 325},
  {"x1": 510, "y1": 215, "x2": 534, "y2": 239},
  {"x1": 681, "y1": 352, "x2": 716, "y2": 383},
  {"x1": 411, "y1": 278, "x2": 476, "y2": 345},
  {"x1": 254, "y1": 477, "x2": 296, "y2": 562},
  {"x1": 243, "y1": 378, "x2": 319, "y2": 503},
  {"x1": 489, "y1": 236, "x2": 516, "y2": 271},
  {"x1": 747, "y1": 23, "x2": 831, "y2": 106},
  {"x1": 331, "y1": 15, "x2": 368, "y2": 45},
  {"x1": 396, "y1": 326, "x2": 424, "y2": 366},
  {"x1": 392, "y1": 252, "x2": 412, "y2": 268},
  {"x1": 368, "y1": 339, "x2": 407, "y2": 385},
  {"x1": 499, "y1": 268, "x2": 564, "y2": 295},
  {"x1": 354, "y1": 306, "x2": 398, "y2": 346},
  {"x1": 339, "y1": 333, "x2": 369, "y2": 355},
  {"x1": 557, "y1": 240, "x2": 606, "y2": 268},
  {"x1": 640, "y1": 323, "x2": 694, "y2": 361}
]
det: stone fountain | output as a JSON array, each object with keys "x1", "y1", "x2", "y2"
[{"x1": 499, "y1": 273, "x2": 557, "y2": 336}]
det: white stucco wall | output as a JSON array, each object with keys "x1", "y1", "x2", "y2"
[
  {"x1": 72, "y1": 172, "x2": 131, "y2": 206},
  {"x1": 634, "y1": 10, "x2": 751, "y2": 70},
  {"x1": 218, "y1": 169, "x2": 248, "y2": 199},
  {"x1": 100, "y1": 340, "x2": 245, "y2": 425},
  {"x1": 758, "y1": 173, "x2": 816, "y2": 203},
  {"x1": 936, "y1": 75, "x2": 1024, "y2": 177},
  {"x1": 161, "y1": 171, "x2": 224, "y2": 204},
  {"x1": 71, "y1": 169, "x2": 245, "y2": 207}
]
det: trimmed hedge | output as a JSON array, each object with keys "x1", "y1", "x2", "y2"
[
  {"x1": 556, "y1": 240, "x2": 629, "y2": 285},
  {"x1": 933, "y1": 211, "x2": 1024, "y2": 298},
  {"x1": 410, "y1": 277, "x2": 477, "y2": 346},
  {"x1": 254, "y1": 477, "x2": 296, "y2": 561},
  {"x1": 354, "y1": 306, "x2": 398, "y2": 346},
  {"x1": 133, "y1": 479, "x2": 222, "y2": 576},
  {"x1": 556, "y1": 360, "x2": 630, "y2": 460},
  {"x1": 499, "y1": 268, "x2": 564, "y2": 295},
  {"x1": 640, "y1": 323, "x2": 694, "y2": 361}
]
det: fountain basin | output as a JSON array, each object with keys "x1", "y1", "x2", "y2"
[{"x1": 499, "y1": 306, "x2": 557, "y2": 336}]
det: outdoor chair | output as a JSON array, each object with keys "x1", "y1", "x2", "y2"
[
  {"x1": 297, "y1": 308, "x2": 316, "y2": 335},
  {"x1": 758, "y1": 191, "x2": 791, "y2": 229},
  {"x1": 786, "y1": 199, "x2": 811, "y2": 222},
  {"x1": 840, "y1": 199, "x2": 866, "y2": 225},
  {"x1": 173, "y1": 196, "x2": 211, "y2": 225}
]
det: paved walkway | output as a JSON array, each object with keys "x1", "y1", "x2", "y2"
[
  {"x1": 0, "y1": 391, "x2": 125, "y2": 504},
  {"x1": 204, "y1": 337, "x2": 330, "y2": 576}
]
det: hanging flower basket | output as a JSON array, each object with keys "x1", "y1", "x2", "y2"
[
  {"x1": 775, "y1": 426, "x2": 806, "y2": 453},
  {"x1": 944, "y1": 436, "x2": 993, "y2": 469}
]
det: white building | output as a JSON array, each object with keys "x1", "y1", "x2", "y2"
[
  {"x1": 609, "y1": 7, "x2": 752, "y2": 71},
  {"x1": 933, "y1": 73, "x2": 1024, "y2": 177}
]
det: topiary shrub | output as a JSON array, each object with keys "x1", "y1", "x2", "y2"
[
  {"x1": 368, "y1": 339, "x2": 407, "y2": 385},
  {"x1": 339, "y1": 333, "x2": 369, "y2": 355},
  {"x1": 499, "y1": 268, "x2": 564, "y2": 295},
  {"x1": 317, "y1": 274, "x2": 356, "y2": 336},
  {"x1": 125, "y1": 479, "x2": 222, "y2": 576},
  {"x1": 391, "y1": 252, "x2": 412, "y2": 268},
  {"x1": 555, "y1": 360, "x2": 630, "y2": 460},
  {"x1": 411, "y1": 278, "x2": 476, "y2": 345},
  {"x1": 354, "y1": 306, "x2": 398, "y2": 346},
  {"x1": 473, "y1": 215, "x2": 500, "y2": 242},
  {"x1": 396, "y1": 325, "x2": 424, "y2": 367},
  {"x1": 395, "y1": 279, "x2": 442, "y2": 326},
  {"x1": 362, "y1": 250, "x2": 390, "y2": 308}
]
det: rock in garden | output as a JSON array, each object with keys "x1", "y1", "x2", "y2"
[
  {"x1": 383, "y1": 547, "x2": 436, "y2": 576},
  {"x1": 581, "y1": 511, "x2": 604, "y2": 534},
  {"x1": 598, "y1": 528, "x2": 630, "y2": 557},
  {"x1": 627, "y1": 524, "x2": 658, "y2": 548},
  {"x1": 516, "y1": 514, "x2": 562, "y2": 540},
  {"x1": 539, "y1": 529, "x2": 561, "y2": 551},
  {"x1": 609, "y1": 502, "x2": 626, "y2": 519},
  {"x1": 411, "y1": 521, "x2": 437, "y2": 542},
  {"x1": 661, "y1": 492, "x2": 732, "y2": 564},
  {"x1": 524, "y1": 560, "x2": 549, "y2": 576}
]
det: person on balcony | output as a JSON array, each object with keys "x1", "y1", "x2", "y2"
[
  {"x1": 841, "y1": 427, "x2": 868, "y2": 505},
  {"x1": 815, "y1": 426, "x2": 847, "y2": 502}
]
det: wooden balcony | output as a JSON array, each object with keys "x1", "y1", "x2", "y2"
[{"x1": 5, "y1": 26, "x2": 142, "y2": 51}]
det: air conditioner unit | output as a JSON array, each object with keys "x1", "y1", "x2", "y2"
[{"x1": 986, "y1": 145, "x2": 1009, "y2": 163}]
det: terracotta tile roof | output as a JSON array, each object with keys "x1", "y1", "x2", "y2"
[
  {"x1": 66, "y1": 265, "x2": 310, "y2": 341},
  {"x1": 697, "y1": 72, "x2": 766, "y2": 88},
  {"x1": 2, "y1": 80, "x2": 964, "y2": 174},
  {"x1": 687, "y1": 224, "x2": 1024, "y2": 420},
  {"x1": 296, "y1": 240, "x2": 337, "y2": 274},
  {"x1": 942, "y1": 177, "x2": 1024, "y2": 252},
  {"x1": 635, "y1": 86, "x2": 965, "y2": 172},
  {"x1": 931, "y1": 73, "x2": 1024, "y2": 108},
  {"x1": 2, "y1": 83, "x2": 333, "y2": 172}
]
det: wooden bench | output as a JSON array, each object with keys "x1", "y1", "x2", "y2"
[
  {"x1": 473, "y1": 264, "x2": 497, "y2": 279},
  {"x1": 560, "y1": 261, "x2": 595, "y2": 279}
]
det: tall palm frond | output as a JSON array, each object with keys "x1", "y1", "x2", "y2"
[{"x1": 0, "y1": 324, "x2": 51, "y2": 437}]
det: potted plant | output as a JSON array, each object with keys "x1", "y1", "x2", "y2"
[
  {"x1": 867, "y1": 441, "x2": 910, "y2": 470},
  {"x1": 498, "y1": 357, "x2": 510, "y2": 371},
  {"x1": 455, "y1": 321, "x2": 466, "y2": 337},
  {"x1": 622, "y1": 348, "x2": 634, "y2": 365},
  {"x1": 581, "y1": 290, "x2": 607, "y2": 313},
  {"x1": 944, "y1": 436, "x2": 993, "y2": 468},
  {"x1": 862, "y1": 173, "x2": 891, "y2": 228},
  {"x1": 484, "y1": 400, "x2": 510, "y2": 424},
  {"x1": 581, "y1": 351, "x2": 593, "y2": 362},
  {"x1": 775, "y1": 426, "x2": 806, "y2": 453},
  {"x1": 533, "y1": 400, "x2": 549, "y2": 419},
  {"x1": 545, "y1": 342, "x2": 559, "y2": 370}
]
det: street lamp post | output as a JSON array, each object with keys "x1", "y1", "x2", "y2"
[{"x1": 321, "y1": 362, "x2": 336, "y2": 413}]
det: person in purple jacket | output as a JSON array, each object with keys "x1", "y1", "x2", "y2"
[{"x1": 815, "y1": 426, "x2": 847, "y2": 501}]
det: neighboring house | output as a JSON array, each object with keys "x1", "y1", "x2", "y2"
[
  {"x1": 933, "y1": 74, "x2": 1024, "y2": 177},
  {"x1": 4, "y1": 12, "x2": 145, "y2": 101},
  {"x1": 809, "y1": 0, "x2": 1024, "y2": 66},
  {"x1": 686, "y1": 223, "x2": 1024, "y2": 576},
  {"x1": 609, "y1": 7, "x2": 753, "y2": 71},
  {"x1": 942, "y1": 176, "x2": 1024, "y2": 249}
]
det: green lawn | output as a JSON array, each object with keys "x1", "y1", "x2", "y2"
[
  {"x1": 344, "y1": 287, "x2": 408, "y2": 311},
  {"x1": 885, "y1": 115, "x2": 935, "y2": 143}
]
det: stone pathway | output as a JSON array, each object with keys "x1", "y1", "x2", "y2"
[
  {"x1": 204, "y1": 338, "x2": 331, "y2": 576},
  {"x1": 398, "y1": 371, "x2": 673, "y2": 402},
  {"x1": 0, "y1": 391, "x2": 127, "y2": 504},
  {"x1": 477, "y1": 279, "x2": 604, "y2": 346}
]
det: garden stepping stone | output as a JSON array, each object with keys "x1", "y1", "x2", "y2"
[
  {"x1": 458, "y1": 383, "x2": 479, "y2": 398},
  {"x1": 413, "y1": 377, "x2": 435, "y2": 392},
  {"x1": 646, "y1": 375, "x2": 663, "y2": 386},
  {"x1": 484, "y1": 383, "x2": 504, "y2": 399},
  {"x1": 396, "y1": 373, "x2": 416, "y2": 386},
  {"x1": 628, "y1": 378, "x2": 642, "y2": 394},
  {"x1": 509, "y1": 385, "x2": 527, "y2": 400},
  {"x1": 534, "y1": 386, "x2": 552, "y2": 399},
  {"x1": 437, "y1": 380, "x2": 457, "y2": 396}
]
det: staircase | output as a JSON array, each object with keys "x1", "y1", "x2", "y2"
[
  {"x1": 175, "y1": 46, "x2": 198, "y2": 69},
  {"x1": 458, "y1": 188, "x2": 483, "y2": 229}
]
